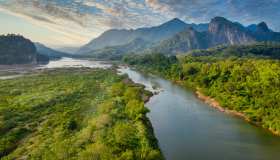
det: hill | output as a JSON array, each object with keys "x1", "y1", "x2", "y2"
[
  {"x1": 146, "y1": 27, "x2": 209, "y2": 55},
  {"x1": 77, "y1": 18, "x2": 208, "y2": 55},
  {"x1": 35, "y1": 43, "x2": 72, "y2": 59},
  {"x1": 84, "y1": 38, "x2": 151, "y2": 60},
  {"x1": 0, "y1": 34, "x2": 49, "y2": 65}
]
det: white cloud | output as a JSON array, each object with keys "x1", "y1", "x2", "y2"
[{"x1": 0, "y1": 0, "x2": 279, "y2": 48}]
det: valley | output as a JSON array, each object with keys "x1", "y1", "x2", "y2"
[
  {"x1": 1, "y1": 58, "x2": 280, "y2": 159},
  {"x1": 1, "y1": 2, "x2": 280, "y2": 158},
  {"x1": 123, "y1": 47, "x2": 280, "y2": 136},
  {"x1": 119, "y1": 66, "x2": 280, "y2": 160}
]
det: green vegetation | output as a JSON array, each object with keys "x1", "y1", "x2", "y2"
[
  {"x1": 0, "y1": 68, "x2": 162, "y2": 159},
  {"x1": 188, "y1": 42, "x2": 280, "y2": 59},
  {"x1": 85, "y1": 38, "x2": 150, "y2": 60},
  {"x1": 123, "y1": 53, "x2": 177, "y2": 74},
  {"x1": 123, "y1": 44, "x2": 280, "y2": 135}
]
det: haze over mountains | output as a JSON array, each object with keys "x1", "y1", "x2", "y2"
[
  {"x1": 1, "y1": 16, "x2": 280, "y2": 64},
  {"x1": 35, "y1": 43, "x2": 72, "y2": 59},
  {"x1": 77, "y1": 18, "x2": 208, "y2": 54},
  {"x1": 77, "y1": 16, "x2": 280, "y2": 59}
]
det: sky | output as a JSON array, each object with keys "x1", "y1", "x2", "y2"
[{"x1": 0, "y1": 0, "x2": 280, "y2": 48}]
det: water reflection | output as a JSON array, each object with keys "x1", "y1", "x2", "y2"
[
  {"x1": 118, "y1": 67, "x2": 280, "y2": 160},
  {"x1": 117, "y1": 67, "x2": 163, "y2": 93},
  {"x1": 0, "y1": 58, "x2": 112, "y2": 79},
  {"x1": 39, "y1": 57, "x2": 112, "y2": 69}
]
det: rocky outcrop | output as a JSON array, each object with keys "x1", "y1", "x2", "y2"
[
  {"x1": 147, "y1": 17, "x2": 280, "y2": 55},
  {"x1": 78, "y1": 17, "x2": 280, "y2": 57},
  {"x1": 208, "y1": 17, "x2": 255, "y2": 46},
  {"x1": 253, "y1": 22, "x2": 280, "y2": 41},
  {"x1": 147, "y1": 27, "x2": 209, "y2": 55}
]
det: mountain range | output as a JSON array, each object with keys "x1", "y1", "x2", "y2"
[
  {"x1": 35, "y1": 43, "x2": 72, "y2": 59},
  {"x1": 77, "y1": 18, "x2": 208, "y2": 55},
  {"x1": 2, "y1": 16, "x2": 280, "y2": 63},
  {"x1": 77, "y1": 17, "x2": 280, "y2": 58}
]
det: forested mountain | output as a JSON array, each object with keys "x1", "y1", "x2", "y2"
[
  {"x1": 146, "y1": 27, "x2": 209, "y2": 55},
  {"x1": 0, "y1": 34, "x2": 49, "y2": 64},
  {"x1": 188, "y1": 42, "x2": 280, "y2": 58},
  {"x1": 78, "y1": 17, "x2": 280, "y2": 59},
  {"x1": 77, "y1": 18, "x2": 209, "y2": 55},
  {"x1": 35, "y1": 43, "x2": 71, "y2": 59},
  {"x1": 6, "y1": 17, "x2": 273, "y2": 61},
  {"x1": 84, "y1": 38, "x2": 151, "y2": 60},
  {"x1": 147, "y1": 17, "x2": 280, "y2": 55},
  {"x1": 253, "y1": 22, "x2": 280, "y2": 41}
]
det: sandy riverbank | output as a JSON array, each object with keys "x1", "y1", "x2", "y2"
[{"x1": 195, "y1": 89, "x2": 280, "y2": 136}]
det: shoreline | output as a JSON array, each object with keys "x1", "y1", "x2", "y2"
[
  {"x1": 194, "y1": 89, "x2": 280, "y2": 136},
  {"x1": 111, "y1": 64, "x2": 280, "y2": 137},
  {"x1": 195, "y1": 89, "x2": 249, "y2": 120},
  {"x1": 120, "y1": 69, "x2": 164, "y2": 159}
]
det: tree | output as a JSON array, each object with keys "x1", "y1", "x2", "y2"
[
  {"x1": 113, "y1": 123, "x2": 138, "y2": 149},
  {"x1": 125, "y1": 100, "x2": 148, "y2": 120}
]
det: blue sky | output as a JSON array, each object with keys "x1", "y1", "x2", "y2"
[{"x1": 0, "y1": 0, "x2": 280, "y2": 48}]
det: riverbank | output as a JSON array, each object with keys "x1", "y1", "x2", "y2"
[
  {"x1": 194, "y1": 89, "x2": 280, "y2": 136},
  {"x1": 195, "y1": 89, "x2": 248, "y2": 119},
  {"x1": 173, "y1": 77, "x2": 280, "y2": 137},
  {"x1": 123, "y1": 55, "x2": 280, "y2": 137},
  {"x1": 128, "y1": 65, "x2": 280, "y2": 137},
  {"x1": 0, "y1": 64, "x2": 38, "y2": 77},
  {"x1": 173, "y1": 81, "x2": 251, "y2": 121},
  {"x1": 175, "y1": 77, "x2": 280, "y2": 136},
  {"x1": 116, "y1": 65, "x2": 280, "y2": 160}
]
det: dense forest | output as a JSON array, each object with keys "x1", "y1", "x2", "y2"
[
  {"x1": 0, "y1": 34, "x2": 49, "y2": 65},
  {"x1": 123, "y1": 43, "x2": 280, "y2": 135},
  {"x1": 188, "y1": 42, "x2": 280, "y2": 58},
  {"x1": 0, "y1": 68, "x2": 162, "y2": 160}
]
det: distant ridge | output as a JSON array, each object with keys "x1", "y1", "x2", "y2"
[
  {"x1": 77, "y1": 18, "x2": 208, "y2": 55},
  {"x1": 77, "y1": 17, "x2": 280, "y2": 58},
  {"x1": 35, "y1": 43, "x2": 72, "y2": 59},
  {"x1": 146, "y1": 17, "x2": 280, "y2": 55}
]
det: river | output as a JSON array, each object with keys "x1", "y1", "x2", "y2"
[
  {"x1": 0, "y1": 58, "x2": 111, "y2": 79},
  {"x1": 1, "y1": 58, "x2": 280, "y2": 159},
  {"x1": 118, "y1": 67, "x2": 280, "y2": 160}
]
